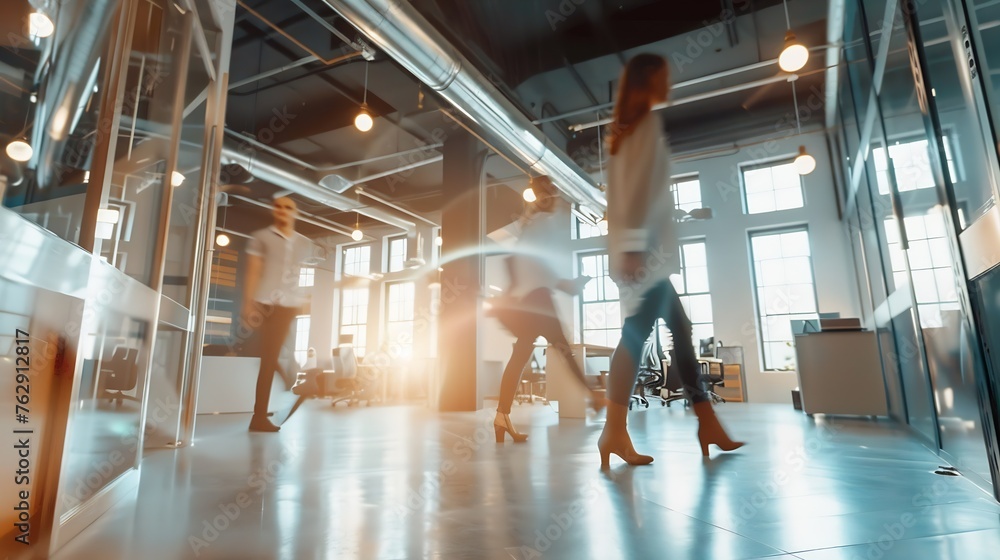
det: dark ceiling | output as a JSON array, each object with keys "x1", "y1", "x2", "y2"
[{"x1": 218, "y1": 0, "x2": 831, "y2": 239}]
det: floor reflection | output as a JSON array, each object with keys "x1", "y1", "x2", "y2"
[{"x1": 52, "y1": 403, "x2": 1000, "y2": 560}]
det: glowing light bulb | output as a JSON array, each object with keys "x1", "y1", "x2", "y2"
[
  {"x1": 29, "y1": 12, "x2": 54, "y2": 38},
  {"x1": 354, "y1": 110, "x2": 373, "y2": 132},
  {"x1": 794, "y1": 146, "x2": 816, "y2": 175},
  {"x1": 351, "y1": 229, "x2": 363, "y2": 241},
  {"x1": 5, "y1": 140, "x2": 32, "y2": 162},
  {"x1": 523, "y1": 188, "x2": 537, "y2": 202},
  {"x1": 779, "y1": 33, "x2": 809, "y2": 73},
  {"x1": 216, "y1": 233, "x2": 231, "y2": 247},
  {"x1": 171, "y1": 171, "x2": 185, "y2": 187}
]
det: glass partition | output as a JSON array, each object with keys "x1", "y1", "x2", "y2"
[{"x1": 1, "y1": 1, "x2": 118, "y2": 244}]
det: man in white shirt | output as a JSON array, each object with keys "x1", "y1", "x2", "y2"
[{"x1": 242, "y1": 196, "x2": 314, "y2": 432}]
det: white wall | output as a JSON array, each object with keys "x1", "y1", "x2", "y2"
[{"x1": 669, "y1": 131, "x2": 861, "y2": 403}]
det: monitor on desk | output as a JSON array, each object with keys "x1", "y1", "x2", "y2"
[{"x1": 699, "y1": 337, "x2": 717, "y2": 358}]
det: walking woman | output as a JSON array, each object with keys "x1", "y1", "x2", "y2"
[
  {"x1": 599, "y1": 54, "x2": 743, "y2": 466},
  {"x1": 492, "y1": 176, "x2": 599, "y2": 443}
]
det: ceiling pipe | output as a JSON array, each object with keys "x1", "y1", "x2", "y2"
[
  {"x1": 220, "y1": 137, "x2": 416, "y2": 232},
  {"x1": 356, "y1": 186, "x2": 439, "y2": 227},
  {"x1": 320, "y1": 0, "x2": 607, "y2": 214},
  {"x1": 32, "y1": 0, "x2": 122, "y2": 188},
  {"x1": 227, "y1": 193, "x2": 365, "y2": 239}
]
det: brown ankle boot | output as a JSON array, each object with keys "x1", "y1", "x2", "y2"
[
  {"x1": 693, "y1": 401, "x2": 744, "y2": 457},
  {"x1": 598, "y1": 402, "x2": 654, "y2": 468}
]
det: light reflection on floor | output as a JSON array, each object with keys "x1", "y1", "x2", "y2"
[{"x1": 52, "y1": 402, "x2": 1000, "y2": 560}]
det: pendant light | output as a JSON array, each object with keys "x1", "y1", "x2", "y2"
[
  {"x1": 29, "y1": 11, "x2": 54, "y2": 39},
  {"x1": 215, "y1": 193, "x2": 230, "y2": 247},
  {"x1": 355, "y1": 62, "x2": 374, "y2": 132},
  {"x1": 5, "y1": 139, "x2": 33, "y2": 162},
  {"x1": 790, "y1": 77, "x2": 816, "y2": 176},
  {"x1": 778, "y1": 0, "x2": 809, "y2": 73},
  {"x1": 351, "y1": 211, "x2": 363, "y2": 241}
]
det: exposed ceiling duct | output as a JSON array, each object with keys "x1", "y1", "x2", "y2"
[
  {"x1": 320, "y1": 0, "x2": 608, "y2": 216},
  {"x1": 219, "y1": 137, "x2": 417, "y2": 233},
  {"x1": 31, "y1": 0, "x2": 121, "y2": 188}
]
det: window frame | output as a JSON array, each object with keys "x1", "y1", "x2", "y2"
[
  {"x1": 740, "y1": 157, "x2": 806, "y2": 215},
  {"x1": 339, "y1": 287, "x2": 369, "y2": 357},
  {"x1": 384, "y1": 280, "x2": 416, "y2": 360},
  {"x1": 672, "y1": 239, "x2": 714, "y2": 350},
  {"x1": 576, "y1": 250, "x2": 621, "y2": 348},
  {"x1": 748, "y1": 226, "x2": 821, "y2": 372},
  {"x1": 342, "y1": 243, "x2": 372, "y2": 277},
  {"x1": 670, "y1": 173, "x2": 703, "y2": 214},
  {"x1": 385, "y1": 234, "x2": 408, "y2": 273}
]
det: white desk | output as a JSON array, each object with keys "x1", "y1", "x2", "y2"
[
  {"x1": 546, "y1": 344, "x2": 612, "y2": 419},
  {"x1": 793, "y1": 331, "x2": 888, "y2": 416},
  {"x1": 197, "y1": 356, "x2": 290, "y2": 414}
]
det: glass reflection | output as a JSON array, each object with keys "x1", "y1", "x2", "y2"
[{"x1": 58, "y1": 312, "x2": 149, "y2": 520}]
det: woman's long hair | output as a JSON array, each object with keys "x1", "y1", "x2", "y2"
[{"x1": 607, "y1": 54, "x2": 668, "y2": 155}]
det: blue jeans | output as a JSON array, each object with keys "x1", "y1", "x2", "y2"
[{"x1": 607, "y1": 281, "x2": 708, "y2": 407}]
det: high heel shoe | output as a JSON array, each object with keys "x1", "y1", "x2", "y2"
[
  {"x1": 694, "y1": 401, "x2": 744, "y2": 457},
  {"x1": 597, "y1": 430, "x2": 654, "y2": 469},
  {"x1": 598, "y1": 401, "x2": 653, "y2": 468},
  {"x1": 494, "y1": 412, "x2": 528, "y2": 443}
]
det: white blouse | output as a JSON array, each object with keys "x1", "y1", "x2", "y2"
[
  {"x1": 506, "y1": 209, "x2": 565, "y2": 300},
  {"x1": 606, "y1": 113, "x2": 680, "y2": 317}
]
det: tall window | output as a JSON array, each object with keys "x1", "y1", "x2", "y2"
[
  {"x1": 750, "y1": 229, "x2": 819, "y2": 371},
  {"x1": 671, "y1": 175, "x2": 702, "y2": 213},
  {"x1": 578, "y1": 252, "x2": 621, "y2": 348},
  {"x1": 340, "y1": 288, "x2": 369, "y2": 357},
  {"x1": 671, "y1": 241, "x2": 714, "y2": 348},
  {"x1": 387, "y1": 236, "x2": 407, "y2": 273},
  {"x1": 343, "y1": 245, "x2": 371, "y2": 277},
  {"x1": 386, "y1": 282, "x2": 416, "y2": 359},
  {"x1": 576, "y1": 217, "x2": 607, "y2": 240},
  {"x1": 298, "y1": 267, "x2": 315, "y2": 287},
  {"x1": 294, "y1": 315, "x2": 311, "y2": 365},
  {"x1": 873, "y1": 137, "x2": 956, "y2": 195},
  {"x1": 742, "y1": 160, "x2": 805, "y2": 215},
  {"x1": 884, "y1": 211, "x2": 959, "y2": 329}
]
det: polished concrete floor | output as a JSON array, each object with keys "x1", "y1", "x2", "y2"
[{"x1": 51, "y1": 400, "x2": 1000, "y2": 559}]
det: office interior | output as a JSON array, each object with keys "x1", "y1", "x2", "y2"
[{"x1": 2, "y1": 0, "x2": 1000, "y2": 558}]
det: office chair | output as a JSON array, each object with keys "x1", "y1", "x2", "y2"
[
  {"x1": 659, "y1": 354, "x2": 689, "y2": 407},
  {"x1": 99, "y1": 346, "x2": 141, "y2": 407},
  {"x1": 330, "y1": 345, "x2": 374, "y2": 407},
  {"x1": 697, "y1": 337, "x2": 727, "y2": 404},
  {"x1": 630, "y1": 333, "x2": 668, "y2": 410}
]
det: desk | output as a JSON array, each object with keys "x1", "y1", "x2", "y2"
[
  {"x1": 197, "y1": 356, "x2": 294, "y2": 414},
  {"x1": 546, "y1": 344, "x2": 612, "y2": 419},
  {"x1": 793, "y1": 330, "x2": 887, "y2": 416}
]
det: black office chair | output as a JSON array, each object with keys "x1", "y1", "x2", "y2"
[
  {"x1": 660, "y1": 352, "x2": 689, "y2": 407},
  {"x1": 697, "y1": 337, "x2": 727, "y2": 404},
  {"x1": 99, "y1": 346, "x2": 141, "y2": 407},
  {"x1": 630, "y1": 332, "x2": 667, "y2": 410}
]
